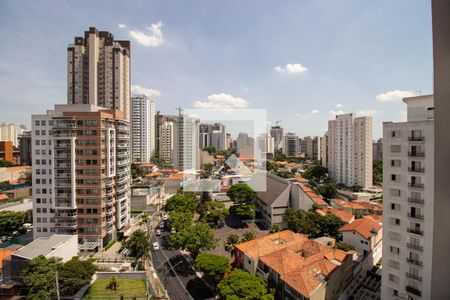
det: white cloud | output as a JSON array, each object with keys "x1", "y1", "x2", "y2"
[
  {"x1": 129, "y1": 22, "x2": 164, "y2": 47},
  {"x1": 376, "y1": 90, "x2": 415, "y2": 102},
  {"x1": 330, "y1": 110, "x2": 345, "y2": 115},
  {"x1": 357, "y1": 109, "x2": 380, "y2": 116},
  {"x1": 131, "y1": 85, "x2": 161, "y2": 97},
  {"x1": 118, "y1": 23, "x2": 127, "y2": 29},
  {"x1": 311, "y1": 109, "x2": 319, "y2": 114},
  {"x1": 193, "y1": 93, "x2": 249, "y2": 109},
  {"x1": 335, "y1": 103, "x2": 343, "y2": 108},
  {"x1": 274, "y1": 63, "x2": 307, "y2": 74}
]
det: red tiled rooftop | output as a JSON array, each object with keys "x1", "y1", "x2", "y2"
[
  {"x1": 317, "y1": 208, "x2": 354, "y2": 223},
  {"x1": 339, "y1": 217, "x2": 382, "y2": 239}
]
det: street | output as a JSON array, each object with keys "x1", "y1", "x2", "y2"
[{"x1": 150, "y1": 226, "x2": 216, "y2": 300}]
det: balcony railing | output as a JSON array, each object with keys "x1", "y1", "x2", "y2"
[
  {"x1": 255, "y1": 268, "x2": 269, "y2": 281},
  {"x1": 407, "y1": 243, "x2": 423, "y2": 251},
  {"x1": 407, "y1": 213, "x2": 424, "y2": 220},
  {"x1": 408, "y1": 198, "x2": 424, "y2": 205},
  {"x1": 408, "y1": 182, "x2": 424, "y2": 189},
  {"x1": 406, "y1": 272, "x2": 422, "y2": 281},
  {"x1": 408, "y1": 152, "x2": 425, "y2": 157},
  {"x1": 406, "y1": 257, "x2": 423, "y2": 267},
  {"x1": 407, "y1": 228, "x2": 424, "y2": 235},
  {"x1": 408, "y1": 167, "x2": 425, "y2": 173},
  {"x1": 408, "y1": 136, "x2": 425, "y2": 142},
  {"x1": 406, "y1": 286, "x2": 422, "y2": 297}
]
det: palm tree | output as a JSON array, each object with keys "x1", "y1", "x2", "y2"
[
  {"x1": 124, "y1": 229, "x2": 151, "y2": 265},
  {"x1": 224, "y1": 233, "x2": 240, "y2": 255}
]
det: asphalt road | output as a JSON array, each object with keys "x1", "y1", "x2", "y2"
[{"x1": 150, "y1": 225, "x2": 216, "y2": 300}]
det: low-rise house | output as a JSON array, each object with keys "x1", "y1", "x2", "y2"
[
  {"x1": 351, "y1": 199, "x2": 383, "y2": 215},
  {"x1": 1, "y1": 235, "x2": 77, "y2": 283},
  {"x1": 332, "y1": 199, "x2": 368, "y2": 215},
  {"x1": 130, "y1": 183, "x2": 164, "y2": 211},
  {"x1": 317, "y1": 208, "x2": 355, "y2": 224},
  {"x1": 339, "y1": 218, "x2": 382, "y2": 266},
  {"x1": 257, "y1": 238, "x2": 353, "y2": 300},
  {"x1": 234, "y1": 230, "x2": 308, "y2": 273},
  {"x1": 298, "y1": 185, "x2": 328, "y2": 208}
]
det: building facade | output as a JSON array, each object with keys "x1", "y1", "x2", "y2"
[
  {"x1": 67, "y1": 27, "x2": 131, "y2": 121},
  {"x1": 32, "y1": 104, "x2": 131, "y2": 250},
  {"x1": 270, "y1": 125, "x2": 284, "y2": 150},
  {"x1": 131, "y1": 95, "x2": 155, "y2": 163},
  {"x1": 19, "y1": 131, "x2": 32, "y2": 166},
  {"x1": 381, "y1": 95, "x2": 434, "y2": 299},
  {"x1": 199, "y1": 123, "x2": 227, "y2": 151},
  {"x1": 0, "y1": 123, "x2": 18, "y2": 147},
  {"x1": 282, "y1": 133, "x2": 299, "y2": 158},
  {"x1": 158, "y1": 121, "x2": 174, "y2": 164},
  {"x1": 373, "y1": 138, "x2": 383, "y2": 160},
  {"x1": 327, "y1": 113, "x2": 373, "y2": 188},
  {"x1": 173, "y1": 114, "x2": 200, "y2": 171}
]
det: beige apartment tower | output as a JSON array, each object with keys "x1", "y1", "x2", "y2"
[
  {"x1": 326, "y1": 113, "x2": 372, "y2": 188},
  {"x1": 32, "y1": 104, "x2": 131, "y2": 250},
  {"x1": 67, "y1": 27, "x2": 131, "y2": 121}
]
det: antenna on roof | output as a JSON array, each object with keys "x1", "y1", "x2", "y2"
[
  {"x1": 175, "y1": 106, "x2": 183, "y2": 116},
  {"x1": 275, "y1": 120, "x2": 281, "y2": 126}
]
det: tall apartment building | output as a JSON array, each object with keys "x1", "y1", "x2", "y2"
[
  {"x1": 321, "y1": 132, "x2": 328, "y2": 167},
  {"x1": 173, "y1": 114, "x2": 200, "y2": 171},
  {"x1": 199, "y1": 123, "x2": 227, "y2": 151},
  {"x1": 373, "y1": 138, "x2": 383, "y2": 160},
  {"x1": 31, "y1": 104, "x2": 131, "y2": 249},
  {"x1": 381, "y1": 95, "x2": 434, "y2": 299},
  {"x1": 19, "y1": 131, "x2": 32, "y2": 166},
  {"x1": 282, "y1": 133, "x2": 299, "y2": 158},
  {"x1": 67, "y1": 27, "x2": 131, "y2": 121},
  {"x1": 158, "y1": 121, "x2": 174, "y2": 164},
  {"x1": 0, "y1": 123, "x2": 19, "y2": 147},
  {"x1": 131, "y1": 95, "x2": 155, "y2": 163},
  {"x1": 256, "y1": 133, "x2": 275, "y2": 157},
  {"x1": 312, "y1": 136, "x2": 322, "y2": 161},
  {"x1": 326, "y1": 113, "x2": 372, "y2": 188},
  {"x1": 270, "y1": 125, "x2": 284, "y2": 150}
]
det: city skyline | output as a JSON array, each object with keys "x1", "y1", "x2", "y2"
[{"x1": 0, "y1": 0, "x2": 432, "y2": 138}]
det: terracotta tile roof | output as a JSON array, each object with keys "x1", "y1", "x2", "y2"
[
  {"x1": 139, "y1": 163, "x2": 155, "y2": 167},
  {"x1": 339, "y1": 217, "x2": 382, "y2": 239},
  {"x1": 260, "y1": 239, "x2": 349, "y2": 297},
  {"x1": 0, "y1": 249, "x2": 16, "y2": 269},
  {"x1": 1, "y1": 166, "x2": 31, "y2": 171},
  {"x1": 299, "y1": 185, "x2": 328, "y2": 207},
  {"x1": 214, "y1": 155, "x2": 225, "y2": 159},
  {"x1": 351, "y1": 199, "x2": 383, "y2": 211},
  {"x1": 220, "y1": 186, "x2": 231, "y2": 191},
  {"x1": 294, "y1": 177, "x2": 309, "y2": 183},
  {"x1": 317, "y1": 208, "x2": 354, "y2": 223},
  {"x1": 235, "y1": 230, "x2": 308, "y2": 260},
  {"x1": 159, "y1": 168, "x2": 179, "y2": 173},
  {"x1": 364, "y1": 214, "x2": 384, "y2": 223},
  {"x1": 167, "y1": 173, "x2": 183, "y2": 180},
  {"x1": 0, "y1": 194, "x2": 9, "y2": 201},
  {"x1": 145, "y1": 172, "x2": 160, "y2": 178}
]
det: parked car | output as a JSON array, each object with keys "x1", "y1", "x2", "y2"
[
  {"x1": 12, "y1": 231, "x2": 20, "y2": 237},
  {"x1": 23, "y1": 223, "x2": 33, "y2": 230},
  {"x1": 159, "y1": 222, "x2": 165, "y2": 229},
  {"x1": 156, "y1": 229, "x2": 161, "y2": 236},
  {"x1": 153, "y1": 242, "x2": 160, "y2": 251}
]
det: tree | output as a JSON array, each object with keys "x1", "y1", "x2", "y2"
[
  {"x1": 317, "y1": 181, "x2": 337, "y2": 199},
  {"x1": 58, "y1": 257, "x2": 96, "y2": 296},
  {"x1": 201, "y1": 163, "x2": 214, "y2": 178},
  {"x1": 194, "y1": 253, "x2": 230, "y2": 281},
  {"x1": 229, "y1": 204, "x2": 255, "y2": 219},
  {"x1": 131, "y1": 163, "x2": 145, "y2": 179},
  {"x1": 0, "y1": 160, "x2": 14, "y2": 167},
  {"x1": 303, "y1": 165, "x2": 328, "y2": 182},
  {"x1": 107, "y1": 276, "x2": 119, "y2": 290},
  {"x1": 165, "y1": 193, "x2": 198, "y2": 213},
  {"x1": 268, "y1": 224, "x2": 282, "y2": 234},
  {"x1": 227, "y1": 183, "x2": 256, "y2": 205},
  {"x1": 171, "y1": 222, "x2": 218, "y2": 258},
  {"x1": 224, "y1": 233, "x2": 240, "y2": 253},
  {"x1": 241, "y1": 231, "x2": 256, "y2": 242},
  {"x1": 22, "y1": 256, "x2": 61, "y2": 300},
  {"x1": 217, "y1": 269, "x2": 273, "y2": 300},
  {"x1": 21, "y1": 255, "x2": 97, "y2": 299},
  {"x1": 336, "y1": 242, "x2": 356, "y2": 252},
  {"x1": 320, "y1": 214, "x2": 345, "y2": 238},
  {"x1": 168, "y1": 211, "x2": 193, "y2": 232},
  {"x1": 19, "y1": 170, "x2": 32, "y2": 185},
  {"x1": 204, "y1": 146, "x2": 217, "y2": 155},
  {"x1": 124, "y1": 229, "x2": 151, "y2": 262},
  {"x1": 373, "y1": 159, "x2": 383, "y2": 186},
  {"x1": 274, "y1": 149, "x2": 287, "y2": 162},
  {"x1": 0, "y1": 211, "x2": 29, "y2": 235},
  {"x1": 200, "y1": 201, "x2": 229, "y2": 225},
  {"x1": 266, "y1": 161, "x2": 279, "y2": 172}
]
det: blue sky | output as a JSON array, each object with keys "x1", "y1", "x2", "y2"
[{"x1": 0, "y1": 0, "x2": 432, "y2": 138}]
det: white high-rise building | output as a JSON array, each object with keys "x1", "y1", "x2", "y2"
[
  {"x1": 131, "y1": 95, "x2": 155, "y2": 163},
  {"x1": 257, "y1": 133, "x2": 275, "y2": 156},
  {"x1": 0, "y1": 123, "x2": 19, "y2": 147},
  {"x1": 67, "y1": 27, "x2": 131, "y2": 121},
  {"x1": 173, "y1": 115, "x2": 200, "y2": 171},
  {"x1": 282, "y1": 133, "x2": 299, "y2": 158},
  {"x1": 199, "y1": 123, "x2": 227, "y2": 151},
  {"x1": 326, "y1": 113, "x2": 372, "y2": 188},
  {"x1": 381, "y1": 95, "x2": 434, "y2": 300},
  {"x1": 159, "y1": 121, "x2": 174, "y2": 164}
]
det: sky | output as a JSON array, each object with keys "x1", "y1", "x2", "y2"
[{"x1": 0, "y1": 0, "x2": 433, "y2": 138}]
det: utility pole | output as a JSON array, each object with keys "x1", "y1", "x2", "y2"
[{"x1": 55, "y1": 269, "x2": 60, "y2": 300}]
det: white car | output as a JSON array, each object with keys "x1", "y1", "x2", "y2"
[
  {"x1": 156, "y1": 229, "x2": 161, "y2": 236},
  {"x1": 153, "y1": 242, "x2": 160, "y2": 251}
]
